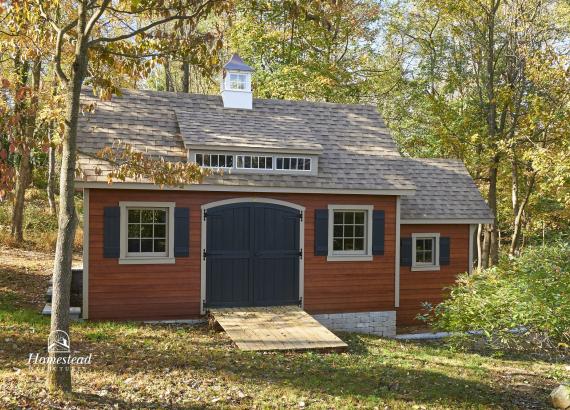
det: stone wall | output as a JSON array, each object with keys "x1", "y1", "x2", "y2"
[{"x1": 313, "y1": 311, "x2": 396, "y2": 337}]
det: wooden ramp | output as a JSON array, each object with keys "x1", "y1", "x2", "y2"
[{"x1": 209, "y1": 306, "x2": 348, "y2": 352}]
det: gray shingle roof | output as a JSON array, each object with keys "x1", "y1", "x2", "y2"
[
  {"x1": 400, "y1": 158, "x2": 494, "y2": 221},
  {"x1": 76, "y1": 88, "x2": 492, "y2": 221}
]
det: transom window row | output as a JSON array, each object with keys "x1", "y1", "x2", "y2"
[{"x1": 194, "y1": 153, "x2": 312, "y2": 171}]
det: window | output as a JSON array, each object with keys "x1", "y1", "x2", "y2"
[
  {"x1": 236, "y1": 155, "x2": 273, "y2": 170},
  {"x1": 127, "y1": 209, "x2": 167, "y2": 256},
  {"x1": 276, "y1": 156, "x2": 311, "y2": 171},
  {"x1": 228, "y1": 73, "x2": 248, "y2": 91},
  {"x1": 412, "y1": 233, "x2": 440, "y2": 271},
  {"x1": 195, "y1": 153, "x2": 233, "y2": 168},
  {"x1": 327, "y1": 205, "x2": 373, "y2": 261},
  {"x1": 119, "y1": 202, "x2": 175, "y2": 264}
]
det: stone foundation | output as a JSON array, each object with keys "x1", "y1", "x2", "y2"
[{"x1": 313, "y1": 311, "x2": 396, "y2": 337}]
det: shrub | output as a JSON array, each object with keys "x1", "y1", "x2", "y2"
[{"x1": 420, "y1": 244, "x2": 570, "y2": 352}]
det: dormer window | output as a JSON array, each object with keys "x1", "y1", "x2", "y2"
[
  {"x1": 229, "y1": 73, "x2": 249, "y2": 91},
  {"x1": 191, "y1": 152, "x2": 318, "y2": 175}
]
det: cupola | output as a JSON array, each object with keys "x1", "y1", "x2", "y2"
[{"x1": 221, "y1": 54, "x2": 253, "y2": 109}]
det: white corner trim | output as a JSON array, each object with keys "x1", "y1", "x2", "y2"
[
  {"x1": 468, "y1": 224, "x2": 476, "y2": 274},
  {"x1": 401, "y1": 218, "x2": 494, "y2": 225},
  {"x1": 395, "y1": 196, "x2": 400, "y2": 308},
  {"x1": 118, "y1": 201, "x2": 175, "y2": 264},
  {"x1": 200, "y1": 198, "x2": 305, "y2": 314},
  {"x1": 327, "y1": 205, "x2": 374, "y2": 261},
  {"x1": 82, "y1": 188, "x2": 89, "y2": 320},
  {"x1": 74, "y1": 181, "x2": 415, "y2": 196},
  {"x1": 411, "y1": 232, "x2": 440, "y2": 271}
]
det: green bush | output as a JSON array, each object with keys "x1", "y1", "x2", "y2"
[{"x1": 420, "y1": 244, "x2": 570, "y2": 352}]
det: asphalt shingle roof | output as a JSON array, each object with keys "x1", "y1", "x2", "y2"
[{"x1": 76, "y1": 88, "x2": 492, "y2": 221}]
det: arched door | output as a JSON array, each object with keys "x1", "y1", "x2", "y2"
[{"x1": 205, "y1": 202, "x2": 301, "y2": 307}]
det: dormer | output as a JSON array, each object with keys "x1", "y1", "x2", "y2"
[{"x1": 221, "y1": 54, "x2": 253, "y2": 110}]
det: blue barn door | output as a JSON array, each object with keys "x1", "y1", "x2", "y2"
[{"x1": 205, "y1": 202, "x2": 300, "y2": 308}]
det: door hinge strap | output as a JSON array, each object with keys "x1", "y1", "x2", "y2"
[
  {"x1": 299, "y1": 249, "x2": 303, "y2": 259},
  {"x1": 203, "y1": 210, "x2": 208, "y2": 220},
  {"x1": 203, "y1": 249, "x2": 208, "y2": 260}
]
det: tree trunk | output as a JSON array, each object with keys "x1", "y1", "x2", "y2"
[
  {"x1": 47, "y1": 8, "x2": 88, "y2": 392},
  {"x1": 47, "y1": 140, "x2": 57, "y2": 216},
  {"x1": 477, "y1": 223, "x2": 483, "y2": 270},
  {"x1": 182, "y1": 58, "x2": 190, "y2": 93},
  {"x1": 11, "y1": 58, "x2": 41, "y2": 242},
  {"x1": 165, "y1": 60, "x2": 173, "y2": 92},
  {"x1": 10, "y1": 154, "x2": 31, "y2": 242},
  {"x1": 509, "y1": 172, "x2": 536, "y2": 256}
]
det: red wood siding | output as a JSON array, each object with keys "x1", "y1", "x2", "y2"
[
  {"x1": 87, "y1": 189, "x2": 397, "y2": 321},
  {"x1": 397, "y1": 224, "x2": 470, "y2": 326}
]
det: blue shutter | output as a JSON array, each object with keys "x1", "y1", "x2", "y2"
[
  {"x1": 400, "y1": 237, "x2": 412, "y2": 266},
  {"x1": 174, "y1": 207, "x2": 190, "y2": 257},
  {"x1": 372, "y1": 210, "x2": 385, "y2": 255},
  {"x1": 440, "y1": 237, "x2": 450, "y2": 265},
  {"x1": 103, "y1": 207, "x2": 120, "y2": 258},
  {"x1": 314, "y1": 209, "x2": 328, "y2": 256}
]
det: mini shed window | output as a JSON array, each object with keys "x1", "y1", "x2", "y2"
[
  {"x1": 127, "y1": 208, "x2": 168, "y2": 256},
  {"x1": 411, "y1": 233, "x2": 440, "y2": 271}
]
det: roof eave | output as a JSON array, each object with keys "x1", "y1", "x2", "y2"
[
  {"x1": 400, "y1": 217, "x2": 494, "y2": 225},
  {"x1": 75, "y1": 180, "x2": 415, "y2": 196}
]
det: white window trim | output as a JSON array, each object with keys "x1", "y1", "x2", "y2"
[
  {"x1": 119, "y1": 201, "x2": 176, "y2": 265},
  {"x1": 224, "y1": 71, "x2": 251, "y2": 92},
  {"x1": 189, "y1": 151, "x2": 319, "y2": 176},
  {"x1": 327, "y1": 205, "x2": 373, "y2": 262},
  {"x1": 411, "y1": 232, "x2": 440, "y2": 271}
]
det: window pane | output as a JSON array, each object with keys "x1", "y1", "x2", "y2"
[
  {"x1": 304, "y1": 159, "x2": 311, "y2": 170},
  {"x1": 128, "y1": 209, "x2": 140, "y2": 223},
  {"x1": 333, "y1": 238, "x2": 343, "y2": 251},
  {"x1": 141, "y1": 224, "x2": 153, "y2": 237},
  {"x1": 252, "y1": 156, "x2": 259, "y2": 168},
  {"x1": 424, "y1": 250, "x2": 433, "y2": 263},
  {"x1": 141, "y1": 210, "x2": 154, "y2": 223},
  {"x1": 355, "y1": 225, "x2": 364, "y2": 238},
  {"x1": 196, "y1": 154, "x2": 203, "y2": 165},
  {"x1": 333, "y1": 225, "x2": 343, "y2": 237},
  {"x1": 128, "y1": 224, "x2": 140, "y2": 238},
  {"x1": 128, "y1": 239, "x2": 140, "y2": 253},
  {"x1": 237, "y1": 156, "x2": 243, "y2": 168},
  {"x1": 291, "y1": 158, "x2": 297, "y2": 169},
  {"x1": 245, "y1": 156, "x2": 251, "y2": 168},
  {"x1": 266, "y1": 157, "x2": 272, "y2": 169},
  {"x1": 355, "y1": 212, "x2": 364, "y2": 224},
  {"x1": 227, "y1": 156, "x2": 233, "y2": 167},
  {"x1": 334, "y1": 212, "x2": 343, "y2": 224},
  {"x1": 344, "y1": 225, "x2": 354, "y2": 237},
  {"x1": 154, "y1": 239, "x2": 166, "y2": 253},
  {"x1": 284, "y1": 158, "x2": 290, "y2": 169},
  {"x1": 141, "y1": 239, "x2": 153, "y2": 252},
  {"x1": 204, "y1": 154, "x2": 210, "y2": 166},
  {"x1": 416, "y1": 240, "x2": 425, "y2": 252},
  {"x1": 424, "y1": 239, "x2": 433, "y2": 250},
  {"x1": 345, "y1": 212, "x2": 354, "y2": 224},
  {"x1": 154, "y1": 210, "x2": 166, "y2": 223},
  {"x1": 344, "y1": 239, "x2": 354, "y2": 251},
  {"x1": 354, "y1": 238, "x2": 364, "y2": 251},
  {"x1": 276, "y1": 158, "x2": 283, "y2": 169},
  {"x1": 154, "y1": 224, "x2": 166, "y2": 238},
  {"x1": 416, "y1": 250, "x2": 425, "y2": 263}
]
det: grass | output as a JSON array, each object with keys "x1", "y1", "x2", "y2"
[
  {"x1": 1, "y1": 248, "x2": 568, "y2": 409},
  {"x1": 0, "y1": 188, "x2": 83, "y2": 253}
]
